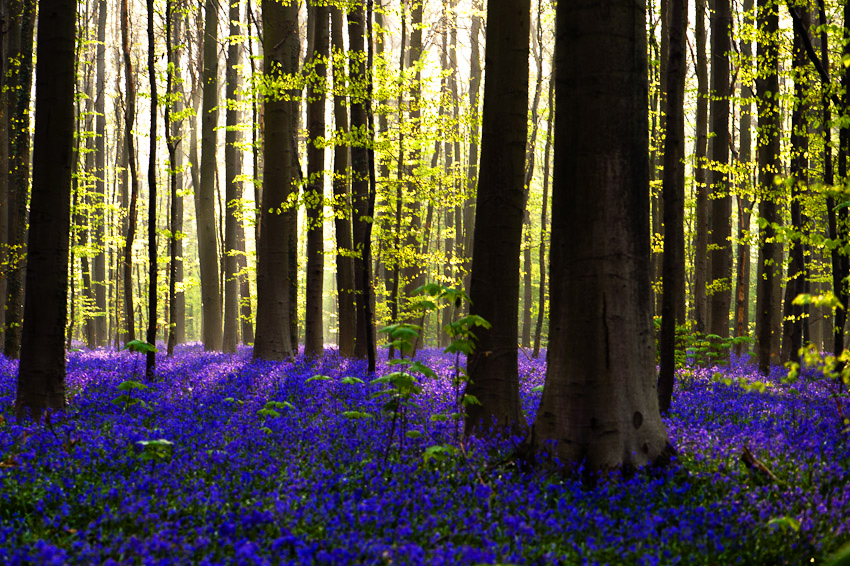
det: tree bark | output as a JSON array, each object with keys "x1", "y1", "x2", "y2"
[
  {"x1": 693, "y1": 0, "x2": 708, "y2": 334},
  {"x1": 526, "y1": 0, "x2": 672, "y2": 471},
  {"x1": 658, "y1": 0, "x2": 687, "y2": 415},
  {"x1": 464, "y1": 0, "x2": 529, "y2": 436},
  {"x1": 120, "y1": 0, "x2": 138, "y2": 345},
  {"x1": 331, "y1": 6, "x2": 356, "y2": 357},
  {"x1": 4, "y1": 0, "x2": 35, "y2": 359},
  {"x1": 707, "y1": 0, "x2": 732, "y2": 339},
  {"x1": 145, "y1": 0, "x2": 158, "y2": 376},
  {"x1": 304, "y1": 0, "x2": 329, "y2": 358},
  {"x1": 755, "y1": 0, "x2": 783, "y2": 373},
  {"x1": 781, "y1": 4, "x2": 810, "y2": 364},
  {"x1": 348, "y1": 1, "x2": 376, "y2": 366},
  {"x1": 223, "y1": 0, "x2": 242, "y2": 353},
  {"x1": 198, "y1": 0, "x2": 223, "y2": 351},
  {"x1": 254, "y1": 0, "x2": 298, "y2": 361},
  {"x1": 16, "y1": 0, "x2": 76, "y2": 421}
]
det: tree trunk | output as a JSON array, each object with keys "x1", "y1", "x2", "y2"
[
  {"x1": 526, "y1": 0, "x2": 672, "y2": 471},
  {"x1": 254, "y1": 0, "x2": 298, "y2": 361},
  {"x1": 707, "y1": 0, "x2": 732, "y2": 339},
  {"x1": 734, "y1": 0, "x2": 754, "y2": 357},
  {"x1": 121, "y1": 0, "x2": 138, "y2": 345},
  {"x1": 532, "y1": 72, "x2": 554, "y2": 359},
  {"x1": 462, "y1": 1, "x2": 481, "y2": 299},
  {"x1": 4, "y1": 0, "x2": 35, "y2": 359},
  {"x1": 781, "y1": 4, "x2": 810, "y2": 364},
  {"x1": 0, "y1": 0, "x2": 9, "y2": 349},
  {"x1": 693, "y1": 0, "x2": 708, "y2": 334},
  {"x1": 304, "y1": 0, "x2": 329, "y2": 358},
  {"x1": 658, "y1": 0, "x2": 687, "y2": 415},
  {"x1": 464, "y1": 0, "x2": 529, "y2": 436},
  {"x1": 15, "y1": 0, "x2": 76, "y2": 421},
  {"x1": 92, "y1": 0, "x2": 107, "y2": 347},
  {"x1": 197, "y1": 0, "x2": 223, "y2": 351},
  {"x1": 222, "y1": 0, "x2": 242, "y2": 353},
  {"x1": 348, "y1": 2, "x2": 376, "y2": 366},
  {"x1": 331, "y1": 6, "x2": 356, "y2": 357},
  {"x1": 145, "y1": 0, "x2": 158, "y2": 376},
  {"x1": 755, "y1": 0, "x2": 783, "y2": 373}
]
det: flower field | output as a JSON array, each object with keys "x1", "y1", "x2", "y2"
[{"x1": 0, "y1": 346, "x2": 848, "y2": 565}]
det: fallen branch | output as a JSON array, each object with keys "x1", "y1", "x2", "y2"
[{"x1": 741, "y1": 445, "x2": 784, "y2": 485}]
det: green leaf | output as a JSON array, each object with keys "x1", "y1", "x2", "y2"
[
  {"x1": 823, "y1": 543, "x2": 850, "y2": 566},
  {"x1": 423, "y1": 444, "x2": 458, "y2": 464},
  {"x1": 341, "y1": 376, "x2": 365, "y2": 385},
  {"x1": 766, "y1": 516, "x2": 800, "y2": 532},
  {"x1": 407, "y1": 361, "x2": 437, "y2": 379},
  {"x1": 405, "y1": 430, "x2": 422, "y2": 439},
  {"x1": 430, "y1": 414, "x2": 449, "y2": 422},
  {"x1": 531, "y1": 385, "x2": 544, "y2": 393},
  {"x1": 124, "y1": 339, "x2": 157, "y2": 354},
  {"x1": 307, "y1": 374, "x2": 332, "y2": 382},
  {"x1": 117, "y1": 380, "x2": 148, "y2": 392},
  {"x1": 257, "y1": 408, "x2": 281, "y2": 418},
  {"x1": 463, "y1": 394, "x2": 481, "y2": 406},
  {"x1": 342, "y1": 410, "x2": 373, "y2": 420}
]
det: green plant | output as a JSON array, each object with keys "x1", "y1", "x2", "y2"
[
  {"x1": 124, "y1": 340, "x2": 157, "y2": 380},
  {"x1": 111, "y1": 380, "x2": 149, "y2": 412}
]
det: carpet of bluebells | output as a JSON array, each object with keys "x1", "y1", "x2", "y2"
[{"x1": 0, "y1": 345, "x2": 848, "y2": 565}]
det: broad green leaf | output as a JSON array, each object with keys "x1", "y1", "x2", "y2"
[
  {"x1": 766, "y1": 516, "x2": 800, "y2": 532},
  {"x1": 124, "y1": 340, "x2": 157, "y2": 354},
  {"x1": 341, "y1": 376, "x2": 365, "y2": 385},
  {"x1": 342, "y1": 410, "x2": 373, "y2": 420},
  {"x1": 117, "y1": 380, "x2": 148, "y2": 392},
  {"x1": 307, "y1": 374, "x2": 332, "y2": 382}
]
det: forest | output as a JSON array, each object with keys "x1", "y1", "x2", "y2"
[{"x1": 0, "y1": 0, "x2": 849, "y2": 563}]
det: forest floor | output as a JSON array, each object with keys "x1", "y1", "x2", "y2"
[{"x1": 0, "y1": 345, "x2": 848, "y2": 565}]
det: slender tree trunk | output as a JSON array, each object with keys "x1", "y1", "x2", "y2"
[
  {"x1": 707, "y1": 0, "x2": 732, "y2": 339},
  {"x1": 4, "y1": 0, "x2": 35, "y2": 359},
  {"x1": 121, "y1": 0, "x2": 139, "y2": 344},
  {"x1": 16, "y1": 0, "x2": 76, "y2": 421},
  {"x1": 197, "y1": 0, "x2": 223, "y2": 351},
  {"x1": 833, "y1": 2, "x2": 850, "y2": 358},
  {"x1": 462, "y1": 2, "x2": 481, "y2": 298},
  {"x1": 223, "y1": 0, "x2": 242, "y2": 353},
  {"x1": 658, "y1": 0, "x2": 687, "y2": 415},
  {"x1": 348, "y1": 1, "x2": 376, "y2": 367},
  {"x1": 145, "y1": 0, "x2": 158, "y2": 375},
  {"x1": 755, "y1": 0, "x2": 783, "y2": 373},
  {"x1": 693, "y1": 0, "x2": 708, "y2": 334},
  {"x1": 532, "y1": 72, "x2": 554, "y2": 359},
  {"x1": 253, "y1": 0, "x2": 298, "y2": 361},
  {"x1": 464, "y1": 0, "x2": 530, "y2": 436},
  {"x1": 734, "y1": 0, "x2": 754, "y2": 357},
  {"x1": 525, "y1": 0, "x2": 672, "y2": 471},
  {"x1": 781, "y1": 4, "x2": 810, "y2": 364},
  {"x1": 0, "y1": 0, "x2": 9, "y2": 349},
  {"x1": 92, "y1": 0, "x2": 107, "y2": 347},
  {"x1": 166, "y1": 0, "x2": 184, "y2": 356},
  {"x1": 331, "y1": 6, "x2": 356, "y2": 357},
  {"x1": 303, "y1": 0, "x2": 330, "y2": 358}
]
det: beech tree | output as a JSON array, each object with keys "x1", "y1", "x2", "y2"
[
  {"x1": 525, "y1": 0, "x2": 672, "y2": 470},
  {"x1": 16, "y1": 0, "x2": 76, "y2": 420},
  {"x1": 464, "y1": 0, "x2": 530, "y2": 436},
  {"x1": 254, "y1": 0, "x2": 299, "y2": 361}
]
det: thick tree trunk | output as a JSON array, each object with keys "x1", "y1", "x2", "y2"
[
  {"x1": 755, "y1": 0, "x2": 783, "y2": 373},
  {"x1": 16, "y1": 0, "x2": 76, "y2": 421},
  {"x1": 527, "y1": 0, "x2": 672, "y2": 471},
  {"x1": 253, "y1": 0, "x2": 298, "y2": 361},
  {"x1": 197, "y1": 0, "x2": 223, "y2": 351},
  {"x1": 658, "y1": 0, "x2": 687, "y2": 415},
  {"x1": 4, "y1": 0, "x2": 35, "y2": 359},
  {"x1": 707, "y1": 0, "x2": 732, "y2": 339},
  {"x1": 464, "y1": 0, "x2": 530, "y2": 436},
  {"x1": 331, "y1": 6, "x2": 356, "y2": 357},
  {"x1": 223, "y1": 0, "x2": 242, "y2": 353}
]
